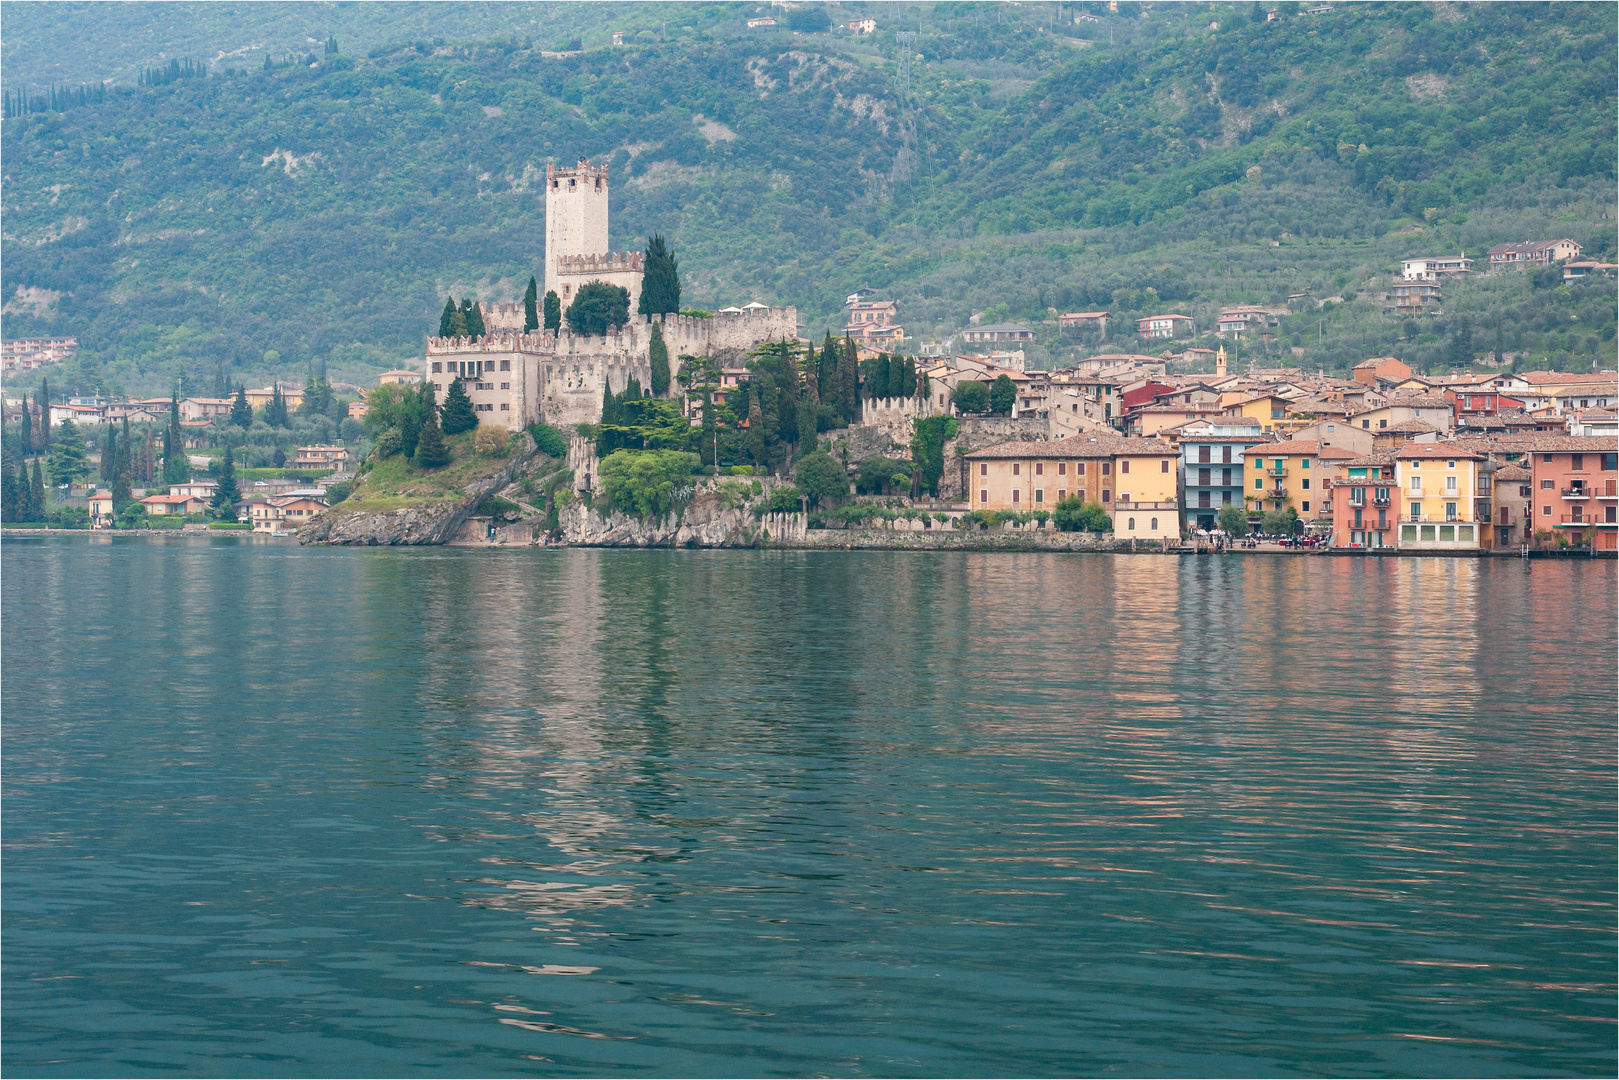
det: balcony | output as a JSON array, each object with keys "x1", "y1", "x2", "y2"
[
  {"x1": 1598, "y1": 482, "x2": 1619, "y2": 499},
  {"x1": 1372, "y1": 496, "x2": 1391, "y2": 506},
  {"x1": 1267, "y1": 467, "x2": 1288, "y2": 477},
  {"x1": 1561, "y1": 487, "x2": 1591, "y2": 499},
  {"x1": 1558, "y1": 514, "x2": 1616, "y2": 527},
  {"x1": 1266, "y1": 488, "x2": 1288, "y2": 499}
]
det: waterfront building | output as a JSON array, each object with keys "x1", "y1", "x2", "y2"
[
  {"x1": 1527, "y1": 437, "x2": 1619, "y2": 551},
  {"x1": 1243, "y1": 440, "x2": 1355, "y2": 521},
  {"x1": 1177, "y1": 419, "x2": 1265, "y2": 531},
  {"x1": 1393, "y1": 442, "x2": 1492, "y2": 551},
  {"x1": 1491, "y1": 463, "x2": 1534, "y2": 547},
  {"x1": 1327, "y1": 453, "x2": 1398, "y2": 549},
  {"x1": 962, "y1": 435, "x2": 1179, "y2": 537}
]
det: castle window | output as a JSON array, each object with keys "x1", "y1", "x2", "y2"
[
  {"x1": 500, "y1": 382, "x2": 510, "y2": 390},
  {"x1": 500, "y1": 360, "x2": 511, "y2": 371},
  {"x1": 500, "y1": 403, "x2": 509, "y2": 411},
  {"x1": 431, "y1": 362, "x2": 441, "y2": 373}
]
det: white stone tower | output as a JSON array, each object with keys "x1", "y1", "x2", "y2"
[{"x1": 543, "y1": 158, "x2": 643, "y2": 316}]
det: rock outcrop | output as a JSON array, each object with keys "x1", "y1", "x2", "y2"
[
  {"x1": 559, "y1": 487, "x2": 805, "y2": 548},
  {"x1": 298, "y1": 433, "x2": 543, "y2": 545}
]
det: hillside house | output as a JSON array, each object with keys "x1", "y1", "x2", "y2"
[
  {"x1": 1487, "y1": 239, "x2": 1582, "y2": 268},
  {"x1": 1136, "y1": 314, "x2": 1194, "y2": 340},
  {"x1": 1401, "y1": 255, "x2": 1472, "y2": 281},
  {"x1": 959, "y1": 323, "x2": 1035, "y2": 345}
]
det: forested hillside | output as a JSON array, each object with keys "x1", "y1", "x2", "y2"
[{"x1": 2, "y1": 1, "x2": 1614, "y2": 397}]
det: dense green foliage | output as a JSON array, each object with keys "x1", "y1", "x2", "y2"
[
  {"x1": 909, "y1": 415, "x2": 957, "y2": 497},
  {"x1": 412, "y1": 399, "x2": 450, "y2": 468},
  {"x1": 527, "y1": 421, "x2": 568, "y2": 458},
  {"x1": 597, "y1": 448, "x2": 699, "y2": 519},
  {"x1": 1053, "y1": 496, "x2": 1112, "y2": 533},
  {"x1": 648, "y1": 321, "x2": 671, "y2": 397},
  {"x1": 46, "y1": 420, "x2": 90, "y2": 485},
  {"x1": 1216, "y1": 503, "x2": 1249, "y2": 536},
  {"x1": 565, "y1": 282, "x2": 631, "y2": 337},
  {"x1": 1, "y1": 2, "x2": 1614, "y2": 399},
  {"x1": 438, "y1": 378, "x2": 478, "y2": 434},
  {"x1": 952, "y1": 381, "x2": 991, "y2": 413},
  {"x1": 638, "y1": 234, "x2": 681, "y2": 316},
  {"x1": 792, "y1": 450, "x2": 847, "y2": 506},
  {"x1": 988, "y1": 374, "x2": 1016, "y2": 415}
]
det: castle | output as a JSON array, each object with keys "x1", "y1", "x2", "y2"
[{"x1": 425, "y1": 158, "x2": 797, "y2": 430}]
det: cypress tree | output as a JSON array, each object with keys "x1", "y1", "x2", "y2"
[
  {"x1": 802, "y1": 343, "x2": 819, "y2": 404},
  {"x1": 163, "y1": 390, "x2": 184, "y2": 481},
  {"x1": 745, "y1": 389, "x2": 766, "y2": 469},
  {"x1": 412, "y1": 400, "x2": 450, "y2": 469},
  {"x1": 600, "y1": 382, "x2": 619, "y2": 427},
  {"x1": 464, "y1": 299, "x2": 486, "y2": 339},
  {"x1": 138, "y1": 430, "x2": 155, "y2": 484},
  {"x1": 543, "y1": 290, "x2": 562, "y2": 332},
  {"x1": 38, "y1": 378, "x2": 49, "y2": 450},
  {"x1": 101, "y1": 424, "x2": 115, "y2": 481},
  {"x1": 230, "y1": 386, "x2": 252, "y2": 428},
  {"x1": 210, "y1": 444, "x2": 239, "y2": 512},
  {"x1": 900, "y1": 357, "x2": 917, "y2": 398},
  {"x1": 699, "y1": 399, "x2": 717, "y2": 467},
  {"x1": 838, "y1": 337, "x2": 860, "y2": 425},
  {"x1": 17, "y1": 459, "x2": 37, "y2": 521},
  {"x1": 637, "y1": 234, "x2": 681, "y2": 315},
  {"x1": 439, "y1": 296, "x2": 458, "y2": 337},
  {"x1": 30, "y1": 460, "x2": 46, "y2": 521},
  {"x1": 110, "y1": 418, "x2": 133, "y2": 506},
  {"x1": 648, "y1": 322, "x2": 671, "y2": 397},
  {"x1": 523, "y1": 277, "x2": 540, "y2": 332},
  {"x1": 1, "y1": 460, "x2": 17, "y2": 522},
  {"x1": 797, "y1": 396, "x2": 817, "y2": 455},
  {"x1": 21, "y1": 394, "x2": 34, "y2": 454},
  {"x1": 439, "y1": 378, "x2": 478, "y2": 435}
]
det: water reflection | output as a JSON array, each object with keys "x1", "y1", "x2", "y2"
[{"x1": 2, "y1": 540, "x2": 1613, "y2": 1077}]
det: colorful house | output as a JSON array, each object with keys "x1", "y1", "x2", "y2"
[
  {"x1": 961, "y1": 435, "x2": 1179, "y2": 537},
  {"x1": 1327, "y1": 453, "x2": 1398, "y2": 549},
  {"x1": 1243, "y1": 440, "x2": 1356, "y2": 521},
  {"x1": 1393, "y1": 442, "x2": 1491, "y2": 551},
  {"x1": 1179, "y1": 420, "x2": 1266, "y2": 531},
  {"x1": 1527, "y1": 437, "x2": 1619, "y2": 550}
]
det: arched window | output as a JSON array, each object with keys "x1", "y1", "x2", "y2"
[
  {"x1": 1127, "y1": 517, "x2": 1135, "y2": 530},
  {"x1": 1150, "y1": 517, "x2": 1158, "y2": 530}
]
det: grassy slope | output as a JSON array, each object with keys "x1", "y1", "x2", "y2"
[
  {"x1": 340, "y1": 431, "x2": 504, "y2": 511},
  {"x1": 1, "y1": 1, "x2": 1614, "y2": 396}
]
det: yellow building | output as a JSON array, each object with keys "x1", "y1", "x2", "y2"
[
  {"x1": 1224, "y1": 393, "x2": 1294, "y2": 435},
  {"x1": 243, "y1": 383, "x2": 305, "y2": 412},
  {"x1": 1393, "y1": 441, "x2": 1490, "y2": 550},
  {"x1": 1243, "y1": 440, "x2": 1355, "y2": 521},
  {"x1": 961, "y1": 435, "x2": 1180, "y2": 538}
]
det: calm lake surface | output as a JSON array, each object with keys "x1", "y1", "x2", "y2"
[{"x1": 3, "y1": 537, "x2": 1614, "y2": 1078}]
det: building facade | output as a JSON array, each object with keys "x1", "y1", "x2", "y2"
[
  {"x1": 1179, "y1": 421, "x2": 1265, "y2": 531},
  {"x1": 1394, "y1": 442, "x2": 1491, "y2": 551},
  {"x1": 1528, "y1": 438, "x2": 1619, "y2": 551}
]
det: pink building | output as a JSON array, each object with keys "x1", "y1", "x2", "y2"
[
  {"x1": 1327, "y1": 453, "x2": 1398, "y2": 549},
  {"x1": 1528, "y1": 437, "x2": 1619, "y2": 550}
]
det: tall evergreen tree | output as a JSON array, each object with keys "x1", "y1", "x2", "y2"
[
  {"x1": 745, "y1": 389, "x2": 766, "y2": 469},
  {"x1": 230, "y1": 386, "x2": 252, "y2": 428},
  {"x1": 214, "y1": 360, "x2": 227, "y2": 397},
  {"x1": 699, "y1": 399, "x2": 718, "y2": 468},
  {"x1": 138, "y1": 429, "x2": 155, "y2": 484},
  {"x1": 802, "y1": 343, "x2": 819, "y2": 404},
  {"x1": 47, "y1": 420, "x2": 89, "y2": 486},
  {"x1": 543, "y1": 290, "x2": 562, "y2": 332},
  {"x1": 637, "y1": 234, "x2": 681, "y2": 315},
  {"x1": 899, "y1": 357, "x2": 917, "y2": 398},
  {"x1": 648, "y1": 322, "x2": 671, "y2": 397},
  {"x1": 523, "y1": 276, "x2": 540, "y2": 332},
  {"x1": 1, "y1": 459, "x2": 18, "y2": 522},
  {"x1": 838, "y1": 337, "x2": 860, "y2": 424},
  {"x1": 412, "y1": 399, "x2": 450, "y2": 469},
  {"x1": 600, "y1": 382, "x2": 619, "y2": 428},
  {"x1": 461, "y1": 298, "x2": 486, "y2": 339},
  {"x1": 20, "y1": 394, "x2": 34, "y2": 454},
  {"x1": 164, "y1": 389, "x2": 185, "y2": 482},
  {"x1": 439, "y1": 295, "x2": 459, "y2": 337},
  {"x1": 100, "y1": 423, "x2": 114, "y2": 481},
  {"x1": 820, "y1": 333, "x2": 839, "y2": 402},
  {"x1": 38, "y1": 377, "x2": 49, "y2": 450},
  {"x1": 111, "y1": 418, "x2": 133, "y2": 505},
  {"x1": 29, "y1": 460, "x2": 46, "y2": 521},
  {"x1": 403, "y1": 380, "x2": 431, "y2": 458},
  {"x1": 439, "y1": 378, "x2": 478, "y2": 434},
  {"x1": 17, "y1": 459, "x2": 37, "y2": 521},
  {"x1": 210, "y1": 444, "x2": 239, "y2": 512}
]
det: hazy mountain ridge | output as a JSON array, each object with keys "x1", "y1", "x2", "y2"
[{"x1": 2, "y1": 2, "x2": 1614, "y2": 396}]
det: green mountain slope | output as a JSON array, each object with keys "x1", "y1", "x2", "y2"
[{"x1": 2, "y1": 2, "x2": 1614, "y2": 396}]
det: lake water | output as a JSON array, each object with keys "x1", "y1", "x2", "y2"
[{"x1": 3, "y1": 537, "x2": 1614, "y2": 1077}]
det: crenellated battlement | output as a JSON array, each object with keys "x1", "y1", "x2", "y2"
[
  {"x1": 547, "y1": 158, "x2": 609, "y2": 185},
  {"x1": 555, "y1": 251, "x2": 645, "y2": 274}
]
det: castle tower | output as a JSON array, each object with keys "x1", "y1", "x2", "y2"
[
  {"x1": 1216, "y1": 344, "x2": 1228, "y2": 377},
  {"x1": 544, "y1": 159, "x2": 611, "y2": 302}
]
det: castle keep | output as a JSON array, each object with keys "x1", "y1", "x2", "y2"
[{"x1": 427, "y1": 158, "x2": 796, "y2": 430}]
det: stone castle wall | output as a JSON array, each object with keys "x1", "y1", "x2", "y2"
[{"x1": 425, "y1": 308, "x2": 798, "y2": 430}]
